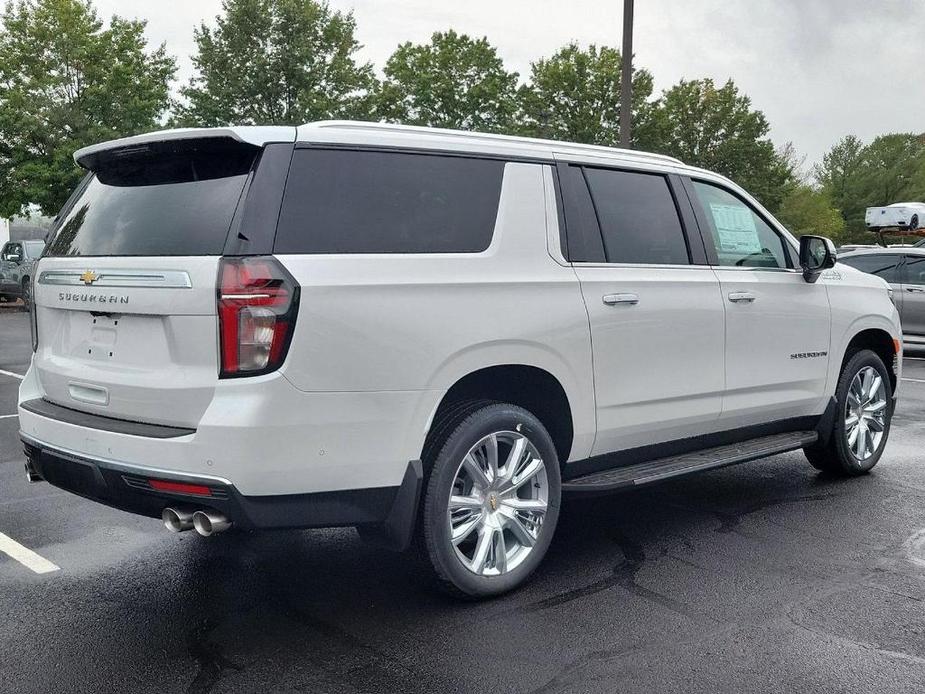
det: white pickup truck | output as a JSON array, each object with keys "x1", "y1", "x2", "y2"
[{"x1": 866, "y1": 202, "x2": 925, "y2": 231}]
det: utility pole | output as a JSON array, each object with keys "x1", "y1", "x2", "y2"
[{"x1": 619, "y1": 0, "x2": 634, "y2": 149}]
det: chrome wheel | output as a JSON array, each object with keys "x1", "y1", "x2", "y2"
[
  {"x1": 447, "y1": 431, "x2": 548, "y2": 576},
  {"x1": 845, "y1": 366, "x2": 887, "y2": 461}
]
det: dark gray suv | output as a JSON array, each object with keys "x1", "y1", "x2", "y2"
[
  {"x1": 0, "y1": 239, "x2": 43, "y2": 308},
  {"x1": 839, "y1": 247, "x2": 925, "y2": 346}
]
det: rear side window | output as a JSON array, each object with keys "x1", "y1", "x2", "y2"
[
  {"x1": 274, "y1": 149, "x2": 503, "y2": 254},
  {"x1": 840, "y1": 254, "x2": 902, "y2": 283},
  {"x1": 46, "y1": 144, "x2": 256, "y2": 257},
  {"x1": 582, "y1": 168, "x2": 690, "y2": 265}
]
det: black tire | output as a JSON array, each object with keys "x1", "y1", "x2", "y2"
[
  {"x1": 419, "y1": 401, "x2": 561, "y2": 599},
  {"x1": 911, "y1": 214, "x2": 920, "y2": 231},
  {"x1": 804, "y1": 349, "x2": 893, "y2": 475}
]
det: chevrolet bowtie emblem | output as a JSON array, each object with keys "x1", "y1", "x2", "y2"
[{"x1": 79, "y1": 270, "x2": 99, "y2": 285}]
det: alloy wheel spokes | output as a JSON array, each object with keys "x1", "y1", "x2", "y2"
[
  {"x1": 447, "y1": 430, "x2": 548, "y2": 576},
  {"x1": 846, "y1": 366, "x2": 887, "y2": 461}
]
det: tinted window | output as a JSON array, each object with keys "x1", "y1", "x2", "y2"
[
  {"x1": 45, "y1": 147, "x2": 255, "y2": 257},
  {"x1": 582, "y1": 168, "x2": 689, "y2": 265},
  {"x1": 24, "y1": 241, "x2": 44, "y2": 258},
  {"x1": 558, "y1": 165, "x2": 605, "y2": 262},
  {"x1": 275, "y1": 150, "x2": 504, "y2": 254},
  {"x1": 904, "y1": 256, "x2": 925, "y2": 285},
  {"x1": 692, "y1": 181, "x2": 789, "y2": 269},
  {"x1": 840, "y1": 254, "x2": 902, "y2": 283}
]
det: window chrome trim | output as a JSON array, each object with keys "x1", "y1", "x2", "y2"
[{"x1": 570, "y1": 262, "x2": 715, "y2": 270}]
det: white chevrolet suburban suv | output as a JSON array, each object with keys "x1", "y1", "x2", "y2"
[{"x1": 19, "y1": 122, "x2": 901, "y2": 598}]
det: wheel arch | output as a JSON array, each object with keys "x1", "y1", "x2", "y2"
[
  {"x1": 422, "y1": 363, "x2": 577, "y2": 468},
  {"x1": 840, "y1": 326, "x2": 898, "y2": 393}
]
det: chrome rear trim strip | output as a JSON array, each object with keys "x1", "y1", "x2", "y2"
[{"x1": 38, "y1": 269, "x2": 192, "y2": 288}]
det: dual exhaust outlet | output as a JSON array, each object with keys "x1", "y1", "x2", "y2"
[{"x1": 162, "y1": 507, "x2": 232, "y2": 537}]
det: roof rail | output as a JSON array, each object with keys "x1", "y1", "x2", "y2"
[{"x1": 303, "y1": 120, "x2": 684, "y2": 166}]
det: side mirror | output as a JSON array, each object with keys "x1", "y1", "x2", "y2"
[{"x1": 799, "y1": 235, "x2": 837, "y2": 283}]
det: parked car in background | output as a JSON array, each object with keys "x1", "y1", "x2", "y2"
[
  {"x1": 866, "y1": 202, "x2": 925, "y2": 232},
  {"x1": 0, "y1": 239, "x2": 43, "y2": 308},
  {"x1": 840, "y1": 247, "x2": 925, "y2": 347}
]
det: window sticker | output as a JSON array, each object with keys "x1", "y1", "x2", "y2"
[{"x1": 709, "y1": 203, "x2": 761, "y2": 254}]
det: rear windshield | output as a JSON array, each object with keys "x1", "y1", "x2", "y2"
[
  {"x1": 45, "y1": 145, "x2": 256, "y2": 257},
  {"x1": 274, "y1": 149, "x2": 504, "y2": 254}
]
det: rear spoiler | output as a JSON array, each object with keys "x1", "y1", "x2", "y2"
[{"x1": 73, "y1": 126, "x2": 297, "y2": 171}]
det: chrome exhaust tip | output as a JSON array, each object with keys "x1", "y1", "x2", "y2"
[
  {"x1": 24, "y1": 460, "x2": 42, "y2": 483},
  {"x1": 192, "y1": 510, "x2": 232, "y2": 537},
  {"x1": 162, "y1": 506, "x2": 195, "y2": 533}
]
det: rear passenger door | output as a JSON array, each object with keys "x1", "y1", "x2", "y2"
[
  {"x1": 685, "y1": 178, "x2": 832, "y2": 424},
  {"x1": 558, "y1": 162, "x2": 726, "y2": 455},
  {"x1": 900, "y1": 254, "x2": 925, "y2": 336}
]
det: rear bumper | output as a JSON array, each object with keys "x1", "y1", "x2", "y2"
[
  {"x1": 22, "y1": 434, "x2": 422, "y2": 546},
  {"x1": 17, "y1": 363, "x2": 441, "y2": 496}
]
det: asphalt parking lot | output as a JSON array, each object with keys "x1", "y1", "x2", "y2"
[{"x1": 1, "y1": 306, "x2": 924, "y2": 694}]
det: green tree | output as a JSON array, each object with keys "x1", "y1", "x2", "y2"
[
  {"x1": 377, "y1": 30, "x2": 518, "y2": 132},
  {"x1": 649, "y1": 78, "x2": 793, "y2": 211},
  {"x1": 816, "y1": 133, "x2": 925, "y2": 234},
  {"x1": 0, "y1": 0, "x2": 175, "y2": 217},
  {"x1": 776, "y1": 184, "x2": 846, "y2": 243},
  {"x1": 175, "y1": 0, "x2": 375, "y2": 126},
  {"x1": 856, "y1": 133, "x2": 925, "y2": 207},
  {"x1": 517, "y1": 43, "x2": 658, "y2": 148},
  {"x1": 813, "y1": 134, "x2": 865, "y2": 223}
]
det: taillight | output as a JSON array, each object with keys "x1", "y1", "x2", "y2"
[{"x1": 217, "y1": 256, "x2": 299, "y2": 378}]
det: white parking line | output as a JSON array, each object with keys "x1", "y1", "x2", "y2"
[
  {"x1": 0, "y1": 368, "x2": 24, "y2": 380},
  {"x1": 0, "y1": 531, "x2": 59, "y2": 574},
  {"x1": 0, "y1": 414, "x2": 17, "y2": 419},
  {"x1": 902, "y1": 377, "x2": 925, "y2": 384}
]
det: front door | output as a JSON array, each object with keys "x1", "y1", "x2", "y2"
[
  {"x1": 561, "y1": 163, "x2": 726, "y2": 455},
  {"x1": 900, "y1": 254, "x2": 925, "y2": 337},
  {"x1": 686, "y1": 179, "x2": 832, "y2": 425}
]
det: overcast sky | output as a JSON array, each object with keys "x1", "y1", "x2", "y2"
[{"x1": 93, "y1": 0, "x2": 925, "y2": 170}]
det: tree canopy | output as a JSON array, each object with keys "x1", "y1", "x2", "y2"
[
  {"x1": 175, "y1": 0, "x2": 375, "y2": 126},
  {"x1": 776, "y1": 185, "x2": 846, "y2": 242},
  {"x1": 647, "y1": 78, "x2": 794, "y2": 211},
  {"x1": 2, "y1": 0, "x2": 921, "y2": 233},
  {"x1": 517, "y1": 43, "x2": 658, "y2": 148},
  {"x1": 815, "y1": 133, "x2": 925, "y2": 237},
  {"x1": 376, "y1": 30, "x2": 519, "y2": 132},
  {"x1": 0, "y1": 0, "x2": 175, "y2": 216}
]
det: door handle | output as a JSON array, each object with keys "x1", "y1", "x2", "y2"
[
  {"x1": 906, "y1": 286, "x2": 925, "y2": 293},
  {"x1": 602, "y1": 293, "x2": 639, "y2": 306},
  {"x1": 728, "y1": 291, "x2": 756, "y2": 303}
]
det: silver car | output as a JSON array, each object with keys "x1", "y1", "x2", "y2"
[
  {"x1": 839, "y1": 247, "x2": 925, "y2": 346},
  {"x1": 0, "y1": 239, "x2": 44, "y2": 308}
]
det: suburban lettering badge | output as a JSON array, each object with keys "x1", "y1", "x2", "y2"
[
  {"x1": 790, "y1": 351, "x2": 828, "y2": 359},
  {"x1": 58, "y1": 292, "x2": 129, "y2": 304}
]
